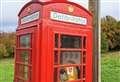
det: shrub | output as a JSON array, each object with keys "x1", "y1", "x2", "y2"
[
  {"x1": 0, "y1": 44, "x2": 8, "y2": 58},
  {"x1": 101, "y1": 33, "x2": 109, "y2": 53}
]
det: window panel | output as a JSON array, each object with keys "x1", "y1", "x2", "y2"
[
  {"x1": 61, "y1": 35, "x2": 82, "y2": 48},
  {"x1": 54, "y1": 51, "x2": 58, "y2": 65},
  {"x1": 60, "y1": 51, "x2": 82, "y2": 64},
  {"x1": 30, "y1": 67, "x2": 32, "y2": 81},
  {"x1": 55, "y1": 34, "x2": 58, "y2": 48},
  {"x1": 24, "y1": 66, "x2": 28, "y2": 80},
  {"x1": 83, "y1": 51, "x2": 86, "y2": 64},
  {"x1": 17, "y1": 64, "x2": 28, "y2": 80},
  {"x1": 83, "y1": 80, "x2": 86, "y2": 82},
  {"x1": 29, "y1": 52, "x2": 32, "y2": 64},
  {"x1": 83, "y1": 66, "x2": 86, "y2": 78},
  {"x1": 19, "y1": 51, "x2": 31, "y2": 64},
  {"x1": 54, "y1": 68, "x2": 58, "y2": 82},
  {"x1": 17, "y1": 79, "x2": 24, "y2": 82},
  {"x1": 20, "y1": 34, "x2": 31, "y2": 48},
  {"x1": 83, "y1": 37, "x2": 86, "y2": 49},
  {"x1": 17, "y1": 64, "x2": 24, "y2": 77}
]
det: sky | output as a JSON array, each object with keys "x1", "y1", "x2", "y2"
[{"x1": 0, "y1": 0, "x2": 120, "y2": 32}]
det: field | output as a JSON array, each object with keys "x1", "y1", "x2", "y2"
[
  {"x1": 0, "y1": 58, "x2": 14, "y2": 82},
  {"x1": 101, "y1": 51, "x2": 120, "y2": 82},
  {"x1": 0, "y1": 51, "x2": 120, "y2": 82}
]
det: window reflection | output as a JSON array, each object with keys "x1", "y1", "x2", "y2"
[
  {"x1": 83, "y1": 66, "x2": 86, "y2": 78},
  {"x1": 83, "y1": 37, "x2": 86, "y2": 49},
  {"x1": 61, "y1": 35, "x2": 82, "y2": 48},
  {"x1": 54, "y1": 68, "x2": 58, "y2": 82},
  {"x1": 24, "y1": 66, "x2": 28, "y2": 80},
  {"x1": 19, "y1": 51, "x2": 31, "y2": 64},
  {"x1": 54, "y1": 51, "x2": 58, "y2": 65},
  {"x1": 30, "y1": 67, "x2": 32, "y2": 81},
  {"x1": 55, "y1": 34, "x2": 58, "y2": 48},
  {"x1": 17, "y1": 79, "x2": 24, "y2": 82},
  {"x1": 60, "y1": 51, "x2": 81, "y2": 64},
  {"x1": 20, "y1": 34, "x2": 30, "y2": 48},
  {"x1": 17, "y1": 64, "x2": 28, "y2": 80},
  {"x1": 83, "y1": 80, "x2": 86, "y2": 82},
  {"x1": 83, "y1": 51, "x2": 86, "y2": 64}
]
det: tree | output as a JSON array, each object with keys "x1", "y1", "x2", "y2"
[
  {"x1": 0, "y1": 32, "x2": 15, "y2": 58},
  {"x1": 101, "y1": 33, "x2": 108, "y2": 53},
  {"x1": 0, "y1": 44, "x2": 8, "y2": 58},
  {"x1": 5, "y1": 32, "x2": 16, "y2": 57},
  {"x1": 101, "y1": 16, "x2": 118, "y2": 50},
  {"x1": 114, "y1": 21, "x2": 120, "y2": 50}
]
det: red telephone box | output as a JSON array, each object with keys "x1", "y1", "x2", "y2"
[{"x1": 14, "y1": 0, "x2": 93, "y2": 82}]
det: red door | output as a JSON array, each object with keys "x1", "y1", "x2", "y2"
[
  {"x1": 48, "y1": 26, "x2": 92, "y2": 82},
  {"x1": 15, "y1": 27, "x2": 35, "y2": 82}
]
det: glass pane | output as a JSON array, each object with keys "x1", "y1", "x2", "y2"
[
  {"x1": 55, "y1": 34, "x2": 58, "y2": 48},
  {"x1": 17, "y1": 79, "x2": 24, "y2": 82},
  {"x1": 61, "y1": 35, "x2": 82, "y2": 48},
  {"x1": 60, "y1": 66, "x2": 80, "y2": 81},
  {"x1": 17, "y1": 64, "x2": 28, "y2": 80},
  {"x1": 20, "y1": 34, "x2": 31, "y2": 48},
  {"x1": 83, "y1": 66, "x2": 86, "y2": 78},
  {"x1": 24, "y1": 66, "x2": 28, "y2": 80},
  {"x1": 19, "y1": 51, "x2": 31, "y2": 64},
  {"x1": 29, "y1": 51, "x2": 32, "y2": 64},
  {"x1": 83, "y1": 37, "x2": 86, "y2": 49},
  {"x1": 60, "y1": 51, "x2": 81, "y2": 64},
  {"x1": 54, "y1": 51, "x2": 58, "y2": 65},
  {"x1": 83, "y1": 80, "x2": 86, "y2": 82},
  {"x1": 30, "y1": 67, "x2": 32, "y2": 81},
  {"x1": 54, "y1": 68, "x2": 58, "y2": 82},
  {"x1": 83, "y1": 51, "x2": 86, "y2": 64},
  {"x1": 17, "y1": 64, "x2": 24, "y2": 77}
]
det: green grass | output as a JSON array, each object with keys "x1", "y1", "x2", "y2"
[
  {"x1": 0, "y1": 51, "x2": 120, "y2": 82},
  {"x1": 101, "y1": 51, "x2": 120, "y2": 82},
  {"x1": 0, "y1": 58, "x2": 14, "y2": 82}
]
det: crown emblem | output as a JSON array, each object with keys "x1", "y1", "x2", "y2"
[{"x1": 68, "y1": 6, "x2": 74, "y2": 13}]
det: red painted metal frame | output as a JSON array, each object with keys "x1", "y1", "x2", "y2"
[{"x1": 15, "y1": 0, "x2": 93, "y2": 82}]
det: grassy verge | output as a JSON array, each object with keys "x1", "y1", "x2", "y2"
[
  {"x1": 0, "y1": 58, "x2": 14, "y2": 82},
  {"x1": 101, "y1": 51, "x2": 120, "y2": 82}
]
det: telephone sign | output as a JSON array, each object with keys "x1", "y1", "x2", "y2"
[
  {"x1": 50, "y1": 11, "x2": 87, "y2": 25},
  {"x1": 21, "y1": 11, "x2": 40, "y2": 24}
]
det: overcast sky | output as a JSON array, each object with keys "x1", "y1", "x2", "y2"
[{"x1": 0, "y1": 0, "x2": 120, "y2": 32}]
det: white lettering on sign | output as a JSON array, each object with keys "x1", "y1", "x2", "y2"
[
  {"x1": 50, "y1": 11, "x2": 87, "y2": 25},
  {"x1": 21, "y1": 11, "x2": 39, "y2": 24}
]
